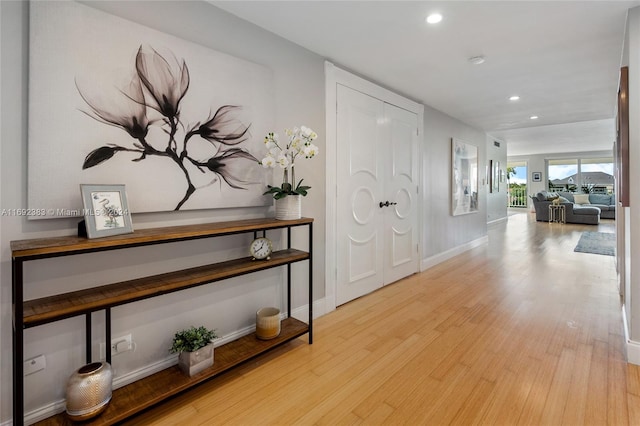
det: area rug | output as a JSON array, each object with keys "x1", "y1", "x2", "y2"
[{"x1": 574, "y1": 232, "x2": 615, "y2": 256}]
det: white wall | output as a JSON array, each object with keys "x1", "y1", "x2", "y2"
[
  {"x1": 623, "y1": 6, "x2": 640, "y2": 360},
  {"x1": 486, "y1": 136, "x2": 508, "y2": 223},
  {"x1": 422, "y1": 105, "x2": 488, "y2": 260},
  {"x1": 1, "y1": 1, "x2": 326, "y2": 422}
]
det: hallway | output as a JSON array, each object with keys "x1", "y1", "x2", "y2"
[{"x1": 128, "y1": 212, "x2": 639, "y2": 425}]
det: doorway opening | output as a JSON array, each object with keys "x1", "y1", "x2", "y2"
[{"x1": 507, "y1": 161, "x2": 528, "y2": 208}]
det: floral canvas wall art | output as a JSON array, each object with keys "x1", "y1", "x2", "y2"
[{"x1": 28, "y1": 1, "x2": 273, "y2": 217}]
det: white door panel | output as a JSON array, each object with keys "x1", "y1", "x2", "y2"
[
  {"x1": 383, "y1": 103, "x2": 419, "y2": 284},
  {"x1": 336, "y1": 84, "x2": 384, "y2": 305},
  {"x1": 336, "y1": 86, "x2": 418, "y2": 305}
]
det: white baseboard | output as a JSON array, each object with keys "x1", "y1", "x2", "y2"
[
  {"x1": 22, "y1": 400, "x2": 65, "y2": 426},
  {"x1": 487, "y1": 216, "x2": 508, "y2": 225},
  {"x1": 15, "y1": 300, "x2": 327, "y2": 425},
  {"x1": 421, "y1": 236, "x2": 489, "y2": 271},
  {"x1": 622, "y1": 306, "x2": 640, "y2": 365},
  {"x1": 291, "y1": 297, "x2": 328, "y2": 321}
]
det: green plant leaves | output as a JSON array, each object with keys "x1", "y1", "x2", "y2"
[
  {"x1": 169, "y1": 325, "x2": 217, "y2": 353},
  {"x1": 263, "y1": 182, "x2": 312, "y2": 199}
]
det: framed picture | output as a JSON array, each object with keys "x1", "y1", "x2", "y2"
[
  {"x1": 617, "y1": 66, "x2": 629, "y2": 206},
  {"x1": 29, "y1": 1, "x2": 272, "y2": 218},
  {"x1": 80, "y1": 184, "x2": 133, "y2": 239},
  {"x1": 492, "y1": 160, "x2": 500, "y2": 193},
  {"x1": 532, "y1": 172, "x2": 542, "y2": 182},
  {"x1": 451, "y1": 138, "x2": 479, "y2": 216}
]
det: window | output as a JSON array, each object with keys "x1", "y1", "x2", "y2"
[
  {"x1": 547, "y1": 157, "x2": 613, "y2": 193},
  {"x1": 580, "y1": 158, "x2": 614, "y2": 193}
]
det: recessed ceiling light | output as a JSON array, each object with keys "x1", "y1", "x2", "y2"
[
  {"x1": 509, "y1": 95, "x2": 520, "y2": 101},
  {"x1": 468, "y1": 55, "x2": 486, "y2": 65},
  {"x1": 426, "y1": 13, "x2": 443, "y2": 24},
  {"x1": 530, "y1": 115, "x2": 539, "y2": 120}
]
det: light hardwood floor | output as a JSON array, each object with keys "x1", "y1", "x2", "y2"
[{"x1": 126, "y1": 211, "x2": 640, "y2": 425}]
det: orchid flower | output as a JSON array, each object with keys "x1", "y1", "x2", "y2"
[{"x1": 260, "y1": 126, "x2": 319, "y2": 199}]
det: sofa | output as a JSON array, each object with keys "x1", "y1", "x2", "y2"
[
  {"x1": 531, "y1": 191, "x2": 615, "y2": 224},
  {"x1": 558, "y1": 192, "x2": 616, "y2": 219}
]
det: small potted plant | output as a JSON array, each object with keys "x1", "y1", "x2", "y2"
[
  {"x1": 259, "y1": 126, "x2": 319, "y2": 220},
  {"x1": 170, "y1": 325, "x2": 218, "y2": 376}
]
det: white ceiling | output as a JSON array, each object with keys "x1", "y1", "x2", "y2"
[{"x1": 211, "y1": 0, "x2": 639, "y2": 156}]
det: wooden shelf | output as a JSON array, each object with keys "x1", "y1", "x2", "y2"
[
  {"x1": 11, "y1": 217, "x2": 313, "y2": 260},
  {"x1": 23, "y1": 249, "x2": 309, "y2": 328},
  {"x1": 13, "y1": 218, "x2": 313, "y2": 425},
  {"x1": 35, "y1": 317, "x2": 309, "y2": 425}
]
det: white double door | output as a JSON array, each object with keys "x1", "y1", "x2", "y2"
[{"x1": 336, "y1": 84, "x2": 419, "y2": 306}]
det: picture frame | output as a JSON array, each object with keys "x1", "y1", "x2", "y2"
[
  {"x1": 492, "y1": 160, "x2": 500, "y2": 193},
  {"x1": 28, "y1": 1, "x2": 272, "y2": 217},
  {"x1": 617, "y1": 66, "x2": 629, "y2": 206},
  {"x1": 532, "y1": 172, "x2": 542, "y2": 182},
  {"x1": 451, "y1": 138, "x2": 479, "y2": 216},
  {"x1": 80, "y1": 184, "x2": 133, "y2": 239}
]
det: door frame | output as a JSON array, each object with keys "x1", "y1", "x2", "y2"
[{"x1": 325, "y1": 61, "x2": 424, "y2": 313}]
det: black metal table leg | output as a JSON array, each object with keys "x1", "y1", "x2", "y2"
[
  {"x1": 308, "y1": 222, "x2": 313, "y2": 344},
  {"x1": 13, "y1": 259, "x2": 25, "y2": 425},
  {"x1": 105, "y1": 308, "x2": 111, "y2": 364}
]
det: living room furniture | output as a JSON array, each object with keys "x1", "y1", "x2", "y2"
[
  {"x1": 558, "y1": 191, "x2": 616, "y2": 219},
  {"x1": 11, "y1": 218, "x2": 313, "y2": 425},
  {"x1": 532, "y1": 191, "x2": 600, "y2": 225},
  {"x1": 548, "y1": 204, "x2": 566, "y2": 223}
]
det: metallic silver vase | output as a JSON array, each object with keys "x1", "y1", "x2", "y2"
[{"x1": 65, "y1": 361, "x2": 113, "y2": 421}]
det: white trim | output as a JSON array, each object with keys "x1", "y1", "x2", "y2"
[
  {"x1": 325, "y1": 61, "x2": 424, "y2": 312},
  {"x1": 488, "y1": 216, "x2": 508, "y2": 226},
  {"x1": 421, "y1": 236, "x2": 489, "y2": 271},
  {"x1": 291, "y1": 297, "x2": 328, "y2": 322},
  {"x1": 22, "y1": 400, "x2": 66, "y2": 425},
  {"x1": 622, "y1": 306, "x2": 640, "y2": 365},
  {"x1": 325, "y1": 62, "x2": 338, "y2": 314}
]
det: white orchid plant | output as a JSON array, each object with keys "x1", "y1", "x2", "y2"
[{"x1": 260, "y1": 126, "x2": 319, "y2": 199}]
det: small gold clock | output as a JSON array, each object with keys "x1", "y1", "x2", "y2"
[{"x1": 250, "y1": 237, "x2": 273, "y2": 260}]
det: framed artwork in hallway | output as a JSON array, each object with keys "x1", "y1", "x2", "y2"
[{"x1": 451, "y1": 138, "x2": 478, "y2": 216}]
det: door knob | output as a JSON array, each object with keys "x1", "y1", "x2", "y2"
[{"x1": 379, "y1": 201, "x2": 389, "y2": 208}]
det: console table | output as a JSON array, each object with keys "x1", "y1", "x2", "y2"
[{"x1": 11, "y1": 217, "x2": 313, "y2": 425}]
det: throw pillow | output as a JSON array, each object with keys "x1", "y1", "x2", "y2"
[
  {"x1": 558, "y1": 196, "x2": 570, "y2": 203},
  {"x1": 558, "y1": 192, "x2": 574, "y2": 202},
  {"x1": 573, "y1": 194, "x2": 590, "y2": 204},
  {"x1": 590, "y1": 194, "x2": 610, "y2": 205}
]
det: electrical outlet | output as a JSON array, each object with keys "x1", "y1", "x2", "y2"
[
  {"x1": 100, "y1": 334, "x2": 134, "y2": 359},
  {"x1": 24, "y1": 355, "x2": 46, "y2": 376}
]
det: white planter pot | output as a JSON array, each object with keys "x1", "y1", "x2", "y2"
[
  {"x1": 178, "y1": 344, "x2": 214, "y2": 376},
  {"x1": 275, "y1": 195, "x2": 302, "y2": 220},
  {"x1": 256, "y1": 307, "x2": 281, "y2": 340}
]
